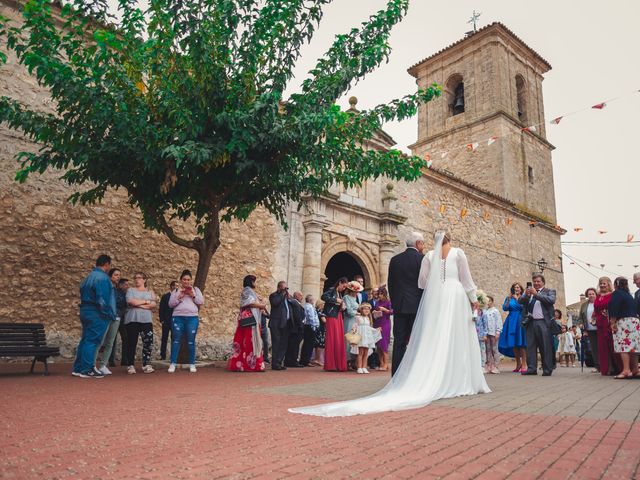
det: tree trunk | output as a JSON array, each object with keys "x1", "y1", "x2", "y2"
[{"x1": 177, "y1": 214, "x2": 221, "y2": 364}]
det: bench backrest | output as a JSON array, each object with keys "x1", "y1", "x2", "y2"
[{"x1": 0, "y1": 323, "x2": 48, "y2": 348}]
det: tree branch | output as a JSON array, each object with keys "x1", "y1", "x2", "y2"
[{"x1": 156, "y1": 211, "x2": 199, "y2": 250}]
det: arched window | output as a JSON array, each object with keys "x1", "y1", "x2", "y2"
[
  {"x1": 515, "y1": 75, "x2": 527, "y2": 123},
  {"x1": 445, "y1": 74, "x2": 465, "y2": 116}
]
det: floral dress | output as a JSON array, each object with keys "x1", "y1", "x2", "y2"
[{"x1": 227, "y1": 287, "x2": 265, "y2": 372}]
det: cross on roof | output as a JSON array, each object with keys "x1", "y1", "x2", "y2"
[{"x1": 467, "y1": 10, "x2": 482, "y2": 33}]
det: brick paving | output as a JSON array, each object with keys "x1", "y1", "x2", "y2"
[{"x1": 1, "y1": 360, "x2": 639, "y2": 479}]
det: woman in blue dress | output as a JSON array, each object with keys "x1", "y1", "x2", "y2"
[{"x1": 498, "y1": 282, "x2": 527, "y2": 372}]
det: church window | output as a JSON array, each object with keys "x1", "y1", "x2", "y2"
[
  {"x1": 516, "y1": 75, "x2": 527, "y2": 123},
  {"x1": 446, "y1": 74, "x2": 465, "y2": 116}
]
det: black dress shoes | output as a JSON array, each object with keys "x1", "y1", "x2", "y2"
[
  {"x1": 272, "y1": 365, "x2": 287, "y2": 371},
  {"x1": 521, "y1": 370, "x2": 537, "y2": 375},
  {"x1": 542, "y1": 372, "x2": 552, "y2": 376},
  {"x1": 285, "y1": 362, "x2": 304, "y2": 368}
]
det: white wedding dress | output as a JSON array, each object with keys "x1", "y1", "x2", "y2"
[{"x1": 289, "y1": 231, "x2": 490, "y2": 417}]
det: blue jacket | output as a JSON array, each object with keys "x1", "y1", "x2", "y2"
[{"x1": 80, "y1": 267, "x2": 116, "y2": 321}]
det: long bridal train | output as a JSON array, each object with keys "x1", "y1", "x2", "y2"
[{"x1": 288, "y1": 231, "x2": 490, "y2": 417}]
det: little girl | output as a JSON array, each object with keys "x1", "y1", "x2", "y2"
[{"x1": 350, "y1": 303, "x2": 382, "y2": 374}]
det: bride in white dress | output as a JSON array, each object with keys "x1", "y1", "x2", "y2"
[{"x1": 289, "y1": 231, "x2": 490, "y2": 417}]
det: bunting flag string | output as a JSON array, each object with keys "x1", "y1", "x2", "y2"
[
  {"x1": 422, "y1": 89, "x2": 640, "y2": 166},
  {"x1": 562, "y1": 252, "x2": 637, "y2": 278}
]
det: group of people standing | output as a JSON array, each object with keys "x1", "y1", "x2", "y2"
[
  {"x1": 574, "y1": 275, "x2": 640, "y2": 379},
  {"x1": 72, "y1": 254, "x2": 203, "y2": 378}
]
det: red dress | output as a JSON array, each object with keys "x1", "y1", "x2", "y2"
[
  {"x1": 594, "y1": 293, "x2": 622, "y2": 376},
  {"x1": 324, "y1": 312, "x2": 347, "y2": 371},
  {"x1": 227, "y1": 309, "x2": 264, "y2": 372}
]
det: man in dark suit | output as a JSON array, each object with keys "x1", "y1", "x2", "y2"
[
  {"x1": 285, "y1": 291, "x2": 306, "y2": 367},
  {"x1": 633, "y1": 273, "x2": 640, "y2": 315},
  {"x1": 387, "y1": 232, "x2": 425, "y2": 375},
  {"x1": 269, "y1": 281, "x2": 291, "y2": 370},
  {"x1": 158, "y1": 281, "x2": 178, "y2": 360},
  {"x1": 519, "y1": 274, "x2": 556, "y2": 376},
  {"x1": 354, "y1": 275, "x2": 369, "y2": 305}
]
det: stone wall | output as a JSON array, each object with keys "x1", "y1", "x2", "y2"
[{"x1": 0, "y1": 1, "x2": 280, "y2": 359}]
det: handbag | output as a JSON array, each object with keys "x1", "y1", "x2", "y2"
[
  {"x1": 345, "y1": 331, "x2": 361, "y2": 346},
  {"x1": 238, "y1": 308, "x2": 257, "y2": 328}
]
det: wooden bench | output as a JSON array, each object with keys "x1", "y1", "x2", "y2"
[{"x1": 0, "y1": 323, "x2": 60, "y2": 375}]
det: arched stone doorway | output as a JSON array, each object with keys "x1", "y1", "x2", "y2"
[{"x1": 323, "y1": 252, "x2": 365, "y2": 292}]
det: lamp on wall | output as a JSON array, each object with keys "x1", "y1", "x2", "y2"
[{"x1": 537, "y1": 257, "x2": 548, "y2": 274}]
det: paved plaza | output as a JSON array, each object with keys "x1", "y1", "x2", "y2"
[{"x1": 1, "y1": 360, "x2": 639, "y2": 479}]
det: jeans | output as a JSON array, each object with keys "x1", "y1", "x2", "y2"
[
  {"x1": 170, "y1": 316, "x2": 199, "y2": 364},
  {"x1": 73, "y1": 309, "x2": 110, "y2": 374},
  {"x1": 95, "y1": 318, "x2": 121, "y2": 368}
]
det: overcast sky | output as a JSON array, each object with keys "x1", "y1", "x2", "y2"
[{"x1": 108, "y1": 0, "x2": 640, "y2": 303}]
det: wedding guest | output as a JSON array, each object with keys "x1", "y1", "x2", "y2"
[
  {"x1": 228, "y1": 275, "x2": 266, "y2": 372},
  {"x1": 473, "y1": 306, "x2": 488, "y2": 370},
  {"x1": 299, "y1": 294, "x2": 320, "y2": 367},
  {"x1": 94, "y1": 268, "x2": 123, "y2": 375},
  {"x1": 594, "y1": 276, "x2": 622, "y2": 376},
  {"x1": 571, "y1": 324, "x2": 581, "y2": 362},
  {"x1": 633, "y1": 273, "x2": 640, "y2": 314},
  {"x1": 552, "y1": 309, "x2": 562, "y2": 368},
  {"x1": 284, "y1": 291, "x2": 305, "y2": 368},
  {"x1": 577, "y1": 288, "x2": 599, "y2": 373},
  {"x1": 520, "y1": 274, "x2": 556, "y2": 376},
  {"x1": 168, "y1": 270, "x2": 204, "y2": 373},
  {"x1": 124, "y1": 272, "x2": 157, "y2": 374},
  {"x1": 350, "y1": 303, "x2": 381, "y2": 374},
  {"x1": 343, "y1": 281, "x2": 361, "y2": 369},
  {"x1": 260, "y1": 311, "x2": 270, "y2": 364},
  {"x1": 269, "y1": 281, "x2": 292, "y2": 371},
  {"x1": 115, "y1": 278, "x2": 129, "y2": 366},
  {"x1": 608, "y1": 277, "x2": 640, "y2": 379},
  {"x1": 158, "y1": 281, "x2": 178, "y2": 360},
  {"x1": 370, "y1": 287, "x2": 380, "y2": 309},
  {"x1": 354, "y1": 275, "x2": 368, "y2": 304},
  {"x1": 321, "y1": 277, "x2": 349, "y2": 371},
  {"x1": 72, "y1": 255, "x2": 116, "y2": 378},
  {"x1": 498, "y1": 282, "x2": 527, "y2": 373},
  {"x1": 372, "y1": 286, "x2": 392, "y2": 371},
  {"x1": 484, "y1": 296, "x2": 502, "y2": 374},
  {"x1": 313, "y1": 300, "x2": 327, "y2": 366}
]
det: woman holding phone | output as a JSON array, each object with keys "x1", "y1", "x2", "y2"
[
  {"x1": 498, "y1": 282, "x2": 527, "y2": 373},
  {"x1": 168, "y1": 270, "x2": 204, "y2": 373}
]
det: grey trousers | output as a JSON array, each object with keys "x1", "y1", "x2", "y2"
[
  {"x1": 587, "y1": 330, "x2": 599, "y2": 369},
  {"x1": 95, "y1": 318, "x2": 121, "y2": 368},
  {"x1": 525, "y1": 319, "x2": 554, "y2": 374}
]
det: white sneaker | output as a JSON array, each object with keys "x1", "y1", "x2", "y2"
[
  {"x1": 142, "y1": 365, "x2": 154, "y2": 374},
  {"x1": 98, "y1": 366, "x2": 112, "y2": 375},
  {"x1": 363, "y1": 368, "x2": 370, "y2": 374},
  {"x1": 168, "y1": 363, "x2": 176, "y2": 373},
  {"x1": 189, "y1": 364, "x2": 197, "y2": 373},
  {"x1": 127, "y1": 366, "x2": 136, "y2": 375},
  {"x1": 357, "y1": 368, "x2": 364, "y2": 374}
]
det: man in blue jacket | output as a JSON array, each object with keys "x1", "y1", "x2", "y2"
[{"x1": 72, "y1": 254, "x2": 116, "y2": 378}]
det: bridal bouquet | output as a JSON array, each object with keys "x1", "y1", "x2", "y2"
[{"x1": 476, "y1": 290, "x2": 489, "y2": 309}]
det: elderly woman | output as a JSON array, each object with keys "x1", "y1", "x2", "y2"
[
  {"x1": 594, "y1": 276, "x2": 622, "y2": 376},
  {"x1": 343, "y1": 281, "x2": 361, "y2": 368},
  {"x1": 608, "y1": 277, "x2": 640, "y2": 379},
  {"x1": 321, "y1": 277, "x2": 349, "y2": 372},
  {"x1": 228, "y1": 275, "x2": 266, "y2": 372},
  {"x1": 124, "y1": 272, "x2": 157, "y2": 374},
  {"x1": 578, "y1": 287, "x2": 599, "y2": 373},
  {"x1": 168, "y1": 269, "x2": 204, "y2": 373}
]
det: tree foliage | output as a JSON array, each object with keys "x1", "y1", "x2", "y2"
[{"x1": 0, "y1": 0, "x2": 441, "y2": 288}]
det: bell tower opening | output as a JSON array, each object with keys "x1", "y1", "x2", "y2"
[{"x1": 323, "y1": 252, "x2": 365, "y2": 292}]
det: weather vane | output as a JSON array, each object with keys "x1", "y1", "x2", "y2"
[{"x1": 467, "y1": 10, "x2": 482, "y2": 33}]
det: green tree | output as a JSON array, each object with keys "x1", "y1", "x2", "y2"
[{"x1": 0, "y1": 0, "x2": 440, "y2": 289}]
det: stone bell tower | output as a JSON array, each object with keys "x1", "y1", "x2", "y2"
[{"x1": 408, "y1": 22, "x2": 557, "y2": 223}]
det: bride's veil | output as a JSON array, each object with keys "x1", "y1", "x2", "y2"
[{"x1": 288, "y1": 231, "x2": 447, "y2": 416}]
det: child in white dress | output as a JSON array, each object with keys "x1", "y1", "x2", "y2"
[{"x1": 350, "y1": 303, "x2": 382, "y2": 374}]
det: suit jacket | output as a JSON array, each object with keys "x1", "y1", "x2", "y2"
[
  {"x1": 387, "y1": 248, "x2": 424, "y2": 315},
  {"x1": 356, "y1": 291, "x2": 369, "y2": 305},
  {"x1": 635, "y1": 290, "x2": 640, "y2": 316},
  {"x1": 519, "y1": 288, "x2": 556, "y2": 327},
  {"x1": 269, "y1": 290, "x2": 291, "y2": 329},
  {"x1": 158, "y1": 292, "x2": 174, "y2": 324},
  {"x1": 289, "y1": 298, "x2": 305, "y2": 333}
]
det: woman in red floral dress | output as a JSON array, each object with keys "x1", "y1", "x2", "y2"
[
  {"x1": 608, "y1": 277, "x2": 640, "y2": 379},
  {"x1": 594, "y1": 276, "x2": 622, "y2": 376},
  {"x1": 228, "y1": 275, "x2": 266, "y2": 372}
]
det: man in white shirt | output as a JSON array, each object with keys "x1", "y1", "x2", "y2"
[{"x1": 519, "y1": 274, "x2": 556, "y2": 376}]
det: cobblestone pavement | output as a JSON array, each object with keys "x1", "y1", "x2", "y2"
[{"x1": 1, "y1": 361, "x2": 639, "y2": 479}]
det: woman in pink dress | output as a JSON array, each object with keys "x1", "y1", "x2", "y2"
[
  {"x1": 321, "y1": 277, "x2": 349, "y2": 371},
  {"x1": 228, "y1": 275, "x2": 266, "y2": 372},
  {"x1": 594, "y1": 276, "x2": 622, "y2": 376}
]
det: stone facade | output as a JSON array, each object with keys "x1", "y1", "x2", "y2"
[{"x1": 0, "y1": 2, "x2": 565, "y2": 360}]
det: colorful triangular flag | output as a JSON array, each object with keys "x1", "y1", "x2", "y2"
[
  {"x1": 598, "y1": 230, "x2": 607, "y2": 234},
  {"x1": 441, "y1": 151, "x2": 448, "y2": 159},
  {"x1": 592, "y1": 102, "x2": 606, "y2": 109},
  {"x1": 550, "y1": 116, "x2": 563, "y2": 125},
  {"x1": 522, "y1": 125, "x2": 537, "y2": 133},
  {"x1": 421, "y1": 199, "x2": 429, "y2": 207},
  {"x1": 460, "y1": 208, "x2": 468, "y2": 218},
  {"x1": 439, "y1": 204, "x2": 446, "y2": 215},
  {"x1": 483, "y1": 211, "x2": 490, "y2": 221},
  {"x1": 466, "y1": 142, "x2": 479, "y2": 152},
  {"x1": 506, "y1": 217, "x2": 513, "y2": 226},
  {"x1": 627, "y1": 234, "x2": 634, "y2": 243},
  {"x1": 487, "y1": 136, "x2": 497, "y2": 146},
  {"x1": 574, "y1": 227, "x2": 583, "y2": 232}
]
